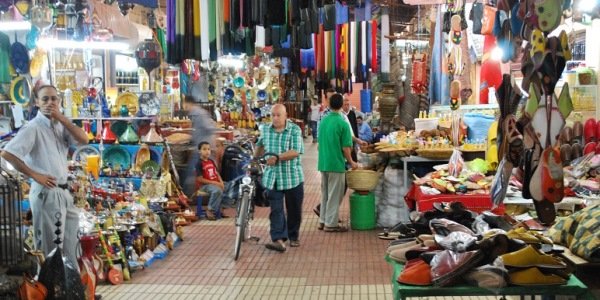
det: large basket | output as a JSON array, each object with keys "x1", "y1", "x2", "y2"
[
  {"x1": 346, "y1": 170, "x2": 381, "y2": 192},
  {"x1": 416, "y1": 148, "x2": 453, "y2": 159}
]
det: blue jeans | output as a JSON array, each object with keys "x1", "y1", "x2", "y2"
[
  {"x1": 266, "y1": 183, "x2": 304, "y2": 242},
  {"x1": 201, "y1": 184, "x2": 223, "y2": 212},
  {"x1": 310, "y1": 120, "x2": 318, "y2": 140}
]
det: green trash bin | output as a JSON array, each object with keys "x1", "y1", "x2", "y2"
[{"x1": 350, "y1": 192, "x2": 376, "y2": 230}]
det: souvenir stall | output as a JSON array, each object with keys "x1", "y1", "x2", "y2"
[
  {"x1": 371, "y1": 0, "x2": 600, "y2": 299},
  {"x1": 0, "y1": 0, "x2": 197, "y2": 295}
]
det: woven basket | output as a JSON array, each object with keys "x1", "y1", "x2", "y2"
[
  {"x1": 416, "y1": 148, "x2": 453, "y2": 159},
  {"x1": 346, "y1": 170, "x2": 381, "y2": 192}
]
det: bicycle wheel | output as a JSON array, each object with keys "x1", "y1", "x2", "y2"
[{"x1": 234, "y1": 191, "x2": 250, "y2": 260}]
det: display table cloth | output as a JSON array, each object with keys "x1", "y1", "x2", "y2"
[{"x1": 386, "y1": 256, "x2": 594, "y2": 300}]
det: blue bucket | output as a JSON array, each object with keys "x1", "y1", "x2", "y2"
[{"x1": 360, "y1": 89, "x2": 372, "y2": 113}]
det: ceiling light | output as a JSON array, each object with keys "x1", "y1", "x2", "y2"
[{"x1": 37, "y1": 38, "x2": 130, "y2": 51}]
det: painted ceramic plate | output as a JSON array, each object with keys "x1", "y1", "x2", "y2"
[
  {"x1": 224, "y1": 88, "x2": 235, "y2": 100},
  {"x1": 138, "y1": 91, "x2": 160, "y2": 116},
  {"x1": 233, "y1": 76, "x2": 245, "y2": 88},
  {"x1": 115, "y1": 92, "x2": 138, "y2": 115},
  {"x1": 10, "y1": 76, "x2": 31, "y2": 105},
  {"x1": 102, "y1": 145, "x2": 131, "y2": 170},
  {"x1": 141, "y1": 160, "x2": 160, "y2": 178},
  {"x1": 257, "y1": 89, "x2": 267, "y2": 101},
  {"x1": 72, "y1": 145, "x2": 100, "y2": 162},
  {"x1": 10, "y1": 42, "x2": 29, "y2": 74}
]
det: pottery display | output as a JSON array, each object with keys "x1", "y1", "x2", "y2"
[
  {"x1": 141, "y1": 123, "x2": 164, "y2": 144},
  {"x1": 118, "y1": 122, "x2": 139, "y2": 144},
  {"x1": 101, "y1": 121, "x2": 117, "y2": 144}
]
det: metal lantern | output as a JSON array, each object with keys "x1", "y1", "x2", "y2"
[{"x1": 135, "y1": 39, "x2": 161, "y2": 77}]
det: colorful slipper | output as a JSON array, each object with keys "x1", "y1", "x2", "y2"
[{"x1": 534, "y1": 0, "x2": 563, "y2": 32}]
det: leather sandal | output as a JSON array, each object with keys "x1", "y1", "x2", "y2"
[
  {"x1": 265, "y1": 242, "x2": 286, "y2": 253},
  {"x1": 324, "y1": 225, "x2": 349, "y2": 232}
]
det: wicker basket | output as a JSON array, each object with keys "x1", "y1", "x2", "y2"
[
  {"x1": 346, "y1": 170, "x2": 381, "y2": 192},
  {"x1": 416, "y1": 148, "x2": 453, "y2": 159}
]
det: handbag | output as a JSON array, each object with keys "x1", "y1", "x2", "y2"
[
  {"x1": 19, "y1": 273, "x2": 48, "y2": 300},
  {"x1": 481, "y1": 4, "x2": 498, "y2": 35}
]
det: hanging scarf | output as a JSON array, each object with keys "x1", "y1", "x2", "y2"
[
  {"x1": 349, "y1": 21, "x2": 356, "y2": 82},
  {"x1": 381, "y1": 7, "x2": 390, "y2": 77},
  {"x1": 222, "y1": 0, "x2": 231, "y2": 53},
  {"x1": 193, "y1": 0, "x2": 201, "y2": 60},
  {"x1": 208, "y1": 0, "x2": 217, "y2": 60},
  {"x1": 371, "y1": 19, "x2": 377, "y2": 73},
  {"x1": 361, "y1": 20, "x2": 367, "y2": 81},
  {"x1": 200, "y1": 0, "x2": 210, "y2": 60}
]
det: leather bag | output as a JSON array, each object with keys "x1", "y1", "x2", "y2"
[
  {"x1": 19, "y1": 274, "x2": 48, "y2": 300},
  {"x1": 481, "y1": 4, "x2": 497, "y2": 35}
]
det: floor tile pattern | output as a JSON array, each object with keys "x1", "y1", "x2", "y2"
[{"x1": 98, "y1": 142, "x2": 498, "y2": 299}]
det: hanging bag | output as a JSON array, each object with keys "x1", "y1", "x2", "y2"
[
  {"x1": 470, "y1": 1, "x2": 484, "y2": 34},
  {"x1": 19, "y1": 273, "x2": 48, "y2": 300},
  {"x1": 481, "y1": 4, "x2": 498, "y2": 35}
]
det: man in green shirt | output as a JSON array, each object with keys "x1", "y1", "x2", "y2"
[
  {"x1": 256, "y1": 104, "x2": 305, "y2": 252},
  {"x1": 317, "y1": 93, "x2": 358, "y2": 232}
]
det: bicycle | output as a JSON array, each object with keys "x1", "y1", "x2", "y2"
[{"x1": 230, "y1": 144, "x2": 278, "y2": 260}]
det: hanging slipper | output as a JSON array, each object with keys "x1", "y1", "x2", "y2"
[
  {"x1": 558, "y1": 30, "x2": 572, "y2": 61},
  {"x1": 533, "y1": 199, "x2": 556, "y2": 225},
  {"x1": 534, "y1": 0, "x2": 563, "y2": 33},
  {"x1": 541, "y1": 146, "x2": 564, "y2": 203},
  {"x1": 450, "y1": 15, "x2": 462, "y2": 45},
  {"x1": 504, "y1": 116, "x2": 524, "y2": 165},
  {"x1": 530, "y1": 29, "x2": 547, "y2": 69},
  {"x1": 522, "y1": 148, "x2": 537, "y2": 199},
  {"x1": 557, "y1": 83, "x2": 573, "y2": 119}
]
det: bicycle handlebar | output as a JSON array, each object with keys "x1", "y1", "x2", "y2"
[{"x1": 258, "y1": 152, "x2": 279, "y2": 164}]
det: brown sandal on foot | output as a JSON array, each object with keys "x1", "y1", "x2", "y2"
[{"x1": 324, "y1": 226, "x2": 349, "y2": 232}]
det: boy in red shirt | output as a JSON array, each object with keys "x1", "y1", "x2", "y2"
[{"x1": 196, "y1": 141, "x2": 225, "y2": 220}]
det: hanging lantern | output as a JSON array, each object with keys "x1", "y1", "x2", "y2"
[{"x1": 135, "y1": 39, "x2": 161, "y2": 76}]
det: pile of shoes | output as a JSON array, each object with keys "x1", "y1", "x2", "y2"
[{"x1": 387, "y1": 206, "x2": 574, "y2": 288}]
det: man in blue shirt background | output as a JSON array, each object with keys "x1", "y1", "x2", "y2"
[{"x1": 356, "y1": 115, "x2": 373, "y2": 144}]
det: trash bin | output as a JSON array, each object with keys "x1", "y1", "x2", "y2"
[{"x1": 350, "y1": 192, "x2": 376, "y2": 230}]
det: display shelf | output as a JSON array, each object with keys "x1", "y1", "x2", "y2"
[{"x1": 116, "y1": 84, "x2": 139, "y2": 87}]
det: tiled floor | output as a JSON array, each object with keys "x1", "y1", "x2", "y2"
[{"x1": 98, "y1": 141, "x2": 396, "y2": 299}]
